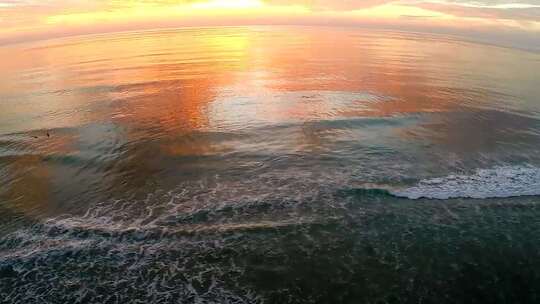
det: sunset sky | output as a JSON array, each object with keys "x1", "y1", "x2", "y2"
[{"x1": 1, "y1": 0, "x2": 539, "y2": 48}]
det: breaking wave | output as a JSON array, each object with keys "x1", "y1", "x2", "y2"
[{"x1": 391, "y1": 166, "x2": 540, "y2": 200}]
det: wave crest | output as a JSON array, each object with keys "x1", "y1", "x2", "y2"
[{"x1": 391, "y1": 166, "x2": 540, "y2": 199}]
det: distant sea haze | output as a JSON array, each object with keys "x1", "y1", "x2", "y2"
[
  {"x1": 0, "y1": 27, "x2": 540, "y2": 303},
  {"x1": 2, "y1": 24, "x2": 540, "y2": 54}
]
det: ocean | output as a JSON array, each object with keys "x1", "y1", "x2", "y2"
[{"x1": 1, "y1": 26, "x2": 539, "y2": 303}]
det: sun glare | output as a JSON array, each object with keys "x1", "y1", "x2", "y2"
[
  {"x1": 2, "y1": 0, "x2": 539, "y2": 47},
  {"x1": 191, "y1": 0, "x2": 265, "y2": 10}
]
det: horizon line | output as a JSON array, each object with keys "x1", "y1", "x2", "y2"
[{"x1": 1, "y1": 23, "x2": 539, "y2": 54}]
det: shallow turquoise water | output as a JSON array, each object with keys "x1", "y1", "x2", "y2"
[{"x1": 0, "y1": 26, "x2": 540, "y2": 303}]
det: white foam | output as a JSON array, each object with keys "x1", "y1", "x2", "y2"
[{"x1": 391, "y1": 166, "x2": 540, "y2": 199}]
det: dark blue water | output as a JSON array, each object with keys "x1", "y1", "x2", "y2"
[{"x1": 0, "y1": 26, "x2": 540, "y2": 303}]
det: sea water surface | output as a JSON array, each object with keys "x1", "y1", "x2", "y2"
[{"x1": 1, "y1": 26, "x2": 540, "y2": 303}]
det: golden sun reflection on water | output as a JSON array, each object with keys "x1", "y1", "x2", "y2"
[{"x1": 0, "y1": 26, "x2": 539, "y2": 219}]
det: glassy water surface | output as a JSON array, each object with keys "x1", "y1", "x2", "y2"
[{"x1": 1, "y1": 26, "x2": 540, "y2": 303}]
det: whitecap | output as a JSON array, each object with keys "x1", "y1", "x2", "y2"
[{"x1": 391, "y1": 165, "x2": 540, "y2": 199}]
